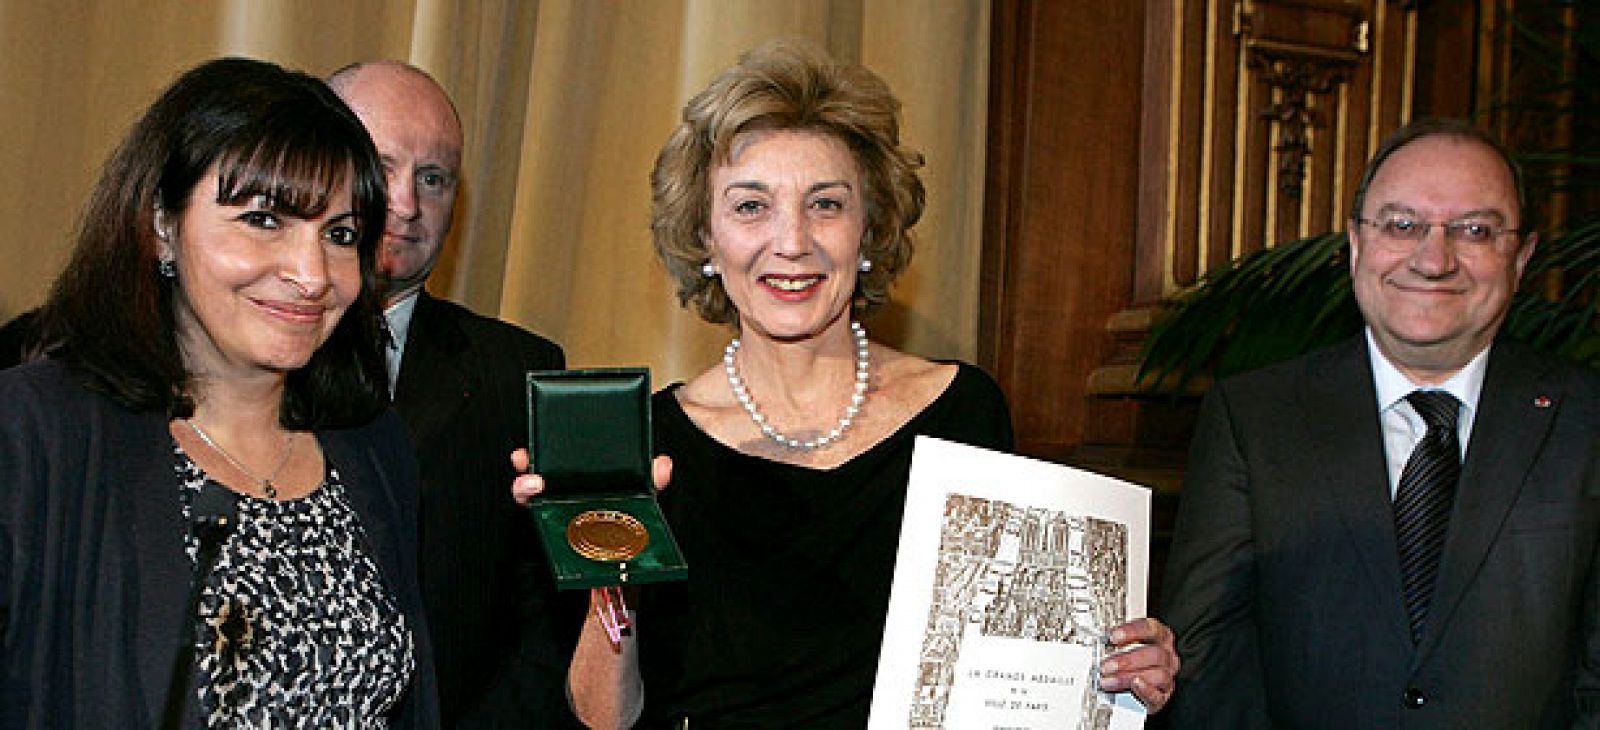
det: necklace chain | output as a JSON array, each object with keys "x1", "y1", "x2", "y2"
[
  {"x1": 724, "y1": 320, "x2": 870, "y2": 451},
  {"x1": 182, "y1": 419, "x2": 296, "y2": 499}
]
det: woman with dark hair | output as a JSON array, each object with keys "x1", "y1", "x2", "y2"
[
  {"x1": 0, "y1": 58, "x2": 436, "y2": 727},
  {"x1": 515, "y1": 42, "x2": 1178, "y2": 727}
]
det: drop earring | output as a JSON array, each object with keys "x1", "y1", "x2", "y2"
[
  {"x1": 153, "y1": 205, "x2": 177, "y2": 279},
  {"x1": 858, "y1": 257, "x2": 873, "y2": 273},
  {"x1": 153, "y1": 204, "x2": 172, "y2": 241}
]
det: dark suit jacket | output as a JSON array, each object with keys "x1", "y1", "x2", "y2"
[
  {"x1": 1161, "y1": 336, "x2": 1600, "y2": 728},
  {"x1": 0, "y1": 359, "x2": 438, "y2": 728},
  {"x1": 393, "y1": 292, "x2": 583, "y2": 728}
]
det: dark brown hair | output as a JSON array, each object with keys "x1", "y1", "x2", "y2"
[{"x1": 36, "y1": 57, "x2": 389, "y2": 428}]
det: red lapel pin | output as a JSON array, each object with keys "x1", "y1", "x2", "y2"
[{"x1": 1533, "y1": 395, "x2": 1552, "y2": 408}]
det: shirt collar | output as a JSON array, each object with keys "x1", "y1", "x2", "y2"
[
  {"x1": 1366, "y1": 328, "x2": 1490, "y2": 416},
  {"x1": 384, "y1": 291, "x2": 422, "y2": 354}
]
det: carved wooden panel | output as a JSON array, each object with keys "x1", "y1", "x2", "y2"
[
  {"x1": 979, "y1": 0, "x2": 1483, "y2": 468},
  {"x1": 1132, "y1": 0, "x2": 1418, "y2": 304}
]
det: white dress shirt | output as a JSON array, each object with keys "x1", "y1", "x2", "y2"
[
  {"x1": 1365, "y1": 328, "x2": 1488, "y2": 499},
  {"x1": 383, "y1": 291, "x2": 421, "y2": 396}
]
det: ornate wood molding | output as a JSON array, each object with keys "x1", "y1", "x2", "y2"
[{"x1": 1250, "y1": 49, "x2": 1355, "y2": 199}]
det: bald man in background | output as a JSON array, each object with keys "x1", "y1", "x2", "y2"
[{"x1": 330, "y1": 61, "x2": 579, "y2": 728}]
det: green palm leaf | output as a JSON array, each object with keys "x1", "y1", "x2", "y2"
[{"x1": 1139, "y1": 224, "x2": 1599, "y2": 394}]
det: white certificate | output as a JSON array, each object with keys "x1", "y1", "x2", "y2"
[{"x1": 868, "y1": 436, "x2": 1151, "y2": 730}]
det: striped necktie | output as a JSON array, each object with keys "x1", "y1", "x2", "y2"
[{"x1": 1394, "y1": 390, "x2": 1462, "y2": 644}]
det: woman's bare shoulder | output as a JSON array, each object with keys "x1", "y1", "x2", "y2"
[
  {"x1": 669, "y1": 365, "x2": 744, "y2": 434},
  {"x1": 872, "y1": 347, "x2": 959, "y2": 413}
]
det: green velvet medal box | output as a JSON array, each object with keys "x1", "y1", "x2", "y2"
[{"x1": 525, "y1": 367, "x2": 687, "y2": 589}]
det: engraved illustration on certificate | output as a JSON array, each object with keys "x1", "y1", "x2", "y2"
[{"x1": 869, "y1": 436, "x2": 1151, "y2": 730}]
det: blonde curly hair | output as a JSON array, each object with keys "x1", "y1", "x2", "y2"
[{"x1": 651, "y1": 40, "x2": 925, "y2": 326}]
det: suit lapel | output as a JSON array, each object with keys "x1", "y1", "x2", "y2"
[
  {"x1": 1303, "y1": 337, "x2": 1415, "y2": 650},
  {"x1": 321, "y1": 426, "x2": 404, "y2": 592},
  {"x1": 127, "y1": 412, "x2": 192, "y2": 721},
  {"x1": 1419, "y1": 343, "x2": 1556, "y2": 656},
  {"x1": 393, "y1": 292, "x2": 475, "y2": 446}
]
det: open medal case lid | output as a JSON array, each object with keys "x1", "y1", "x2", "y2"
[{"x1": 525, "y1": 368, "x2": 687, "y2": 589}]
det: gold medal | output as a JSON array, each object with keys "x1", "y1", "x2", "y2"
[{"x1": 566, "y1": 510, "x2": 650, "y2": 562}]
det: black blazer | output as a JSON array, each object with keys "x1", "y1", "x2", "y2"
[
  {"x1": 0, "y1": 359, "x2": 438, "y2": 728},
  {"x1": 392, "y1": 292, "x2": 582, "y2": 728},
  {"x1": 1161, "y1": 336, "x2": 1600, "y2": 728}
]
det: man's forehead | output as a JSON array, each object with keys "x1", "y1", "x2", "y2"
[
  {"x1": 1367, "y1": 136, "x2": 1518, "y2": 206},
  {"x1": 1374, "y1": 135, "x2": 1509, "y2": 178},
  {"x1": 340, "y1": 66, "x2": 461, "y2": 142},
  {"x1": 377, "y1": 144, "x2": 461, "y2": 171},
  {"x1": 1371, "y1": 203, "x2": 1508, "y2": 221}
]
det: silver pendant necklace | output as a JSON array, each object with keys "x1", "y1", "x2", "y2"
[
  {"x1": 724, "y1": 320, "x2": 870, "y2": 451},
  {"x1": 182, "y1": 419, "x2": 296, "y2": 499}
]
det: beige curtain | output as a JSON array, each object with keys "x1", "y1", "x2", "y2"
[{"x1": 0, "y1": 0, "x2": 989, "y2": 385}]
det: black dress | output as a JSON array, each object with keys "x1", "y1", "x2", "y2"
[{"x1": 638, "y1": 362, "x2": 1014, "y2": 728}]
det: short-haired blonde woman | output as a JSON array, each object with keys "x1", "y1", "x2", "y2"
[{"x1": 516, "y1": 41, "x2": 1176, "y2": 728}]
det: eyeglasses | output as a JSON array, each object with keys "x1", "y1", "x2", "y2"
[{"x1": 1353, "y1": 216, "x2": 1525, "y2": 251}]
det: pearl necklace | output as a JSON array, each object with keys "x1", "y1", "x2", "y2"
[
  {"x1": 182, "y1": 419, "x2": 297, "y2": 499},
  {"x1": 724, "y1": 320, "x2": 870, "y2": 451}
]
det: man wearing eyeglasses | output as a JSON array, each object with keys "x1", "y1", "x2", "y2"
[{"x1": 1161, "y1": 118, "x2": 1599, "y2": 728}]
